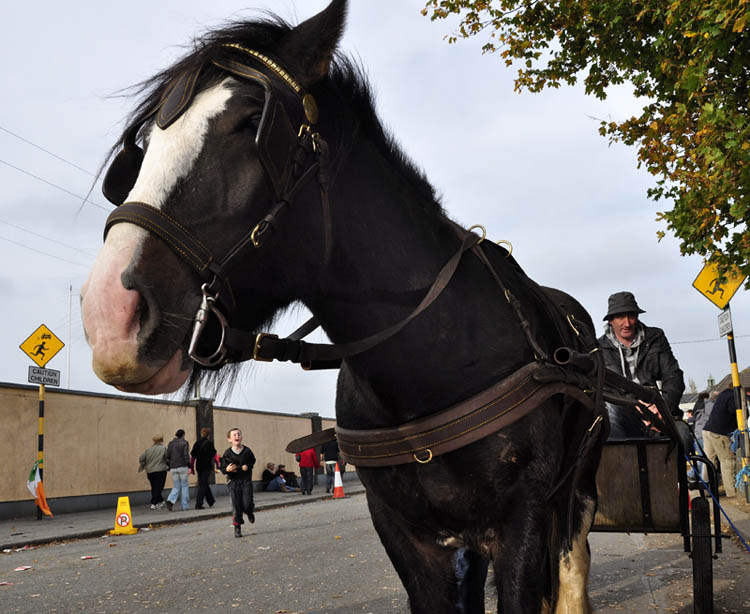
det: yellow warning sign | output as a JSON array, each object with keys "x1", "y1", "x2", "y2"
[
  {"x1": 692, "y1": 263, "x2": 746, "y2": 310},
  {"x1": 19, "y1": 324, "x2": 65, "y2": 368},
  {"x1": 109, "y1": 496, "x2": 138, "y2": 535}
]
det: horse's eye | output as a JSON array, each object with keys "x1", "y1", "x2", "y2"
[{"x1": 236, "y1": 113, "x2": 262, "y2": 134}]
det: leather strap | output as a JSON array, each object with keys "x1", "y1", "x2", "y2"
[
  {"x1": 104, "y1": 202, "x2": 215, "y2": 277},
  {"x1": 285, "y1": 362, "x2": 594, "y2": 467},
  {"x1": 251, "y1": 231, "x2": 481, "y2": 366}
]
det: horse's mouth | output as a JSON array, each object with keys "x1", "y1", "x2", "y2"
[{"x1": 106, "y1": 350, "x2": 190, "y2": 395}]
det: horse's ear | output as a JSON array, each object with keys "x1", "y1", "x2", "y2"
[{"x1": 277, "y1": 0, "x2": 347, "y2": 86}]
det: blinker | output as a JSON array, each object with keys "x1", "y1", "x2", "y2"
[{"x1": 102, "y1": 143, "x2": 144, "y2": 206}]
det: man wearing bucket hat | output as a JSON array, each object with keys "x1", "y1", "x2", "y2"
[{"x1": 598, "y1": 291, "x2": 685, "y2": 438}]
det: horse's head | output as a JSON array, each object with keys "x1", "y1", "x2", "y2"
[{"x1": 81, "y1": 0, "x2": 348, "y2": 394}]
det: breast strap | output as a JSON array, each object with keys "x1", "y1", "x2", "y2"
[{"x1": 286, "y1": 362, "x2": 596, "y2": 466}]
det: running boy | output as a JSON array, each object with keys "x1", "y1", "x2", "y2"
[{"x1": 220, "y1": 428, "x2": 256, "y2": 538}]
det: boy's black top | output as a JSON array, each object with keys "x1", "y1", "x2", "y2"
[{"x1": 220, "y1": 446, "x2": 256, "y2": 481}]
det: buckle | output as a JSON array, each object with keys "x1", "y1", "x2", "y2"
[{"x1": 253, "y1": 333, "x2": 279, "y2": 362}]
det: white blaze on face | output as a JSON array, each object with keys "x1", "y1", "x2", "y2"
[
  {"x1": 81, "y1": 79, "x2": 236, "y2": 392},
  {"x1": 129, "y1": 78, "x2": 235, "y2": 208}
]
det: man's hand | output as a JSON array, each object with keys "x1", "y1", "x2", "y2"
[
  {"x1": 639, "y1": 401, "x2": 661, "y2": 430},
  {"x1": 241, "y1": 464, "x2": 249, "y2": 472},
  {"x1": 226, "y1": 462, "x2": 238, "y2": 472}
]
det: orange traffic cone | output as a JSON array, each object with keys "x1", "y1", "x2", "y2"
[{"x1": 333, "y1": 463, "x2": 345, "y2": 499}]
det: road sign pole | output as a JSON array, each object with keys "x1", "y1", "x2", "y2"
[
  {"x1": 37, "y1": 384, "x2": 45, "y2": 520},
  {"x1": 724, "y1": 308, "x2": 749, "y2": 501}
]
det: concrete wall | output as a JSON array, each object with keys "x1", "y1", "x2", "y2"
[{"x1": 0, "y1": 382, "x2": 332, "y2": 519}]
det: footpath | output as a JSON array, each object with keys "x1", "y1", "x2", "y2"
[
  {"x1": 2, "y1": 477, "x2": 749, "y2": 552},
  {"x1": 1, "y1": 476, "x2": 365, "y2": 551}
]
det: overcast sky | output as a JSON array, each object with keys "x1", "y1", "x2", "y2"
[{"x1": 2, "y1": 1, "x2": 747, "y2": 419}]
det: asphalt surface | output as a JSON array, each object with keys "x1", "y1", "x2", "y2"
[{"x1": 1, "y1": 491, "x2": 749, "y2": 613}]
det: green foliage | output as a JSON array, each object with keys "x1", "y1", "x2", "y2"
[{"x1": 423, "y1": 0, "x2": 750, "y2": 285}]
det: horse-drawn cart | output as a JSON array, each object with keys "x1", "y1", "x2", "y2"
[{"x1": 593, "y1": 437, "x2": 722, "y2": 613}]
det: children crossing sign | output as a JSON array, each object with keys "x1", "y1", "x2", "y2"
[
  {"x1": 19, "y1": 324, "x2": 64, "y2": 368},
  {"x1": 692, "y1": 262, "x2": 746, "y2": 310}
]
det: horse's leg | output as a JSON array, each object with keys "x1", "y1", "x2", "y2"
[
  {"x1": 554, "y1": 488, "x2": 597, "y2": 613},
  {"x1": 493, "y1": 499, "x2": 550, "y2": 614},
  {"x1": 366, "y1": 494, "x2": 487, "y2": 614}
]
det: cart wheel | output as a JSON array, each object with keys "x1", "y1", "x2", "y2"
[{"x1": 691, "y1": 496, "x2": 713, "y2": 614}]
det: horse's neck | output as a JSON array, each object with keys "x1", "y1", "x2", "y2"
[{"x1": 307, "y1": 140, "x2": 534, "y2": 424}]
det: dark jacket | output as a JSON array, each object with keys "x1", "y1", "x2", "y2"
[
  {"x1": 704, "y1": 389, "x2": 738, "y2": 436},
  {"x1": 597, "y1": 322, "x2": 685, "y2": 416},
  {"x1": 321, "y1": 439, "x2": 339, "y2": 462},
  {"x1": 190, "y1": 437, "x2": 217, "y2": 471},
  {"x1": 220, "y1": 446, "x2": 256, "y2": 481},
  {"x1": 166, "y1": 437, "x2": 190, "y2": 469}
]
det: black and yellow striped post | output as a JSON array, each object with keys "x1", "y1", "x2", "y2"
[
  {"x1": 37, "y1": 383, "x2": 45, "y2": 520},
  {"x1": 726, "y1": 323, "x2": 749, "y2": 501}
]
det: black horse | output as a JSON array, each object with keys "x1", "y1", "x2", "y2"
[{"x1": 81, "y1": 2, "x2": 604, "y2": 612}]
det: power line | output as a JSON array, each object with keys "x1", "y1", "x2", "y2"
[
  {"x1": 672, "y1": 334, "x2": 749, "y2": 345},
  {"x1": 0, "y1": 124, "x2": 97, "y2": 177},
  {"x1": 0, "y1": 157, "x2": 108, "y2": 212},
  {"x1": 0, "y1": 233, "x2": 88, "y2": 268},
  {"x1": 0, "y1": 218, "x2": 98, "y2": 257}
]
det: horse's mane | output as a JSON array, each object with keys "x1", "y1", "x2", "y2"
[{"x1": 115, "y1": 13, "x2": 442, "y2": 218}]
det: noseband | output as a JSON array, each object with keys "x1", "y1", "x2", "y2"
[{"x1": 102, "y1": 44, "x2": 333, "y2": 368}]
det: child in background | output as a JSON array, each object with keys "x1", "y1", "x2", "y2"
[{"x1": 220, "y1": 428, "x2": 256, "y2": 537}]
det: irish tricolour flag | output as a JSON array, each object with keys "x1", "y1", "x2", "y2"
[{"x1": 27, "y1": 460, "x2": 53, "y2": 517}]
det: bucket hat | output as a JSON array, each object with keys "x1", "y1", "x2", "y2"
[{"x1": 603, "y1": 291, "x2": 646, "y2": 321}]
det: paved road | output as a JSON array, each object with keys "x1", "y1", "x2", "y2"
[{"x1": 2, "y1": 494, "x2": 749, "y2": 613}]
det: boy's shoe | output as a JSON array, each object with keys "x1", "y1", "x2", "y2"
[
  {"x1": 195, "y1": 505, "x2": 204, "y2": 510},
  {"x1": 248, "y1": 513, "x2": 255, "y2": 524},
  {"x1": 156, "y1": 502, "x2": 165, "y2": 509},
  {"x1": 166, "y1": 501, "x2": 173, "y2": 511},
  {"x1": 150, "y1": 504, "x2": 157, "y2": 510},
  {"x1": 234, "y1": 525, "x2": 242, "y2": 538}
]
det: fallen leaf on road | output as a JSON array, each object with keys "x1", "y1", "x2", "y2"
[
  {"x1": 80, "y1": 556, "x2": 98, "y2": 560},
  {"x1": 257, "y1": 546, "x2": 270, "y2": 551},
  {"x1": 13, "y1": 566, "x2": 31, "y2": 572},
  {"x1": 0, "y1": 581, "x2": 14, "y2": 586}
]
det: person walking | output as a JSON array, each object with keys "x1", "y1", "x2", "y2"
[
  {"x1": 320, "y1": 439, "x2": 340, "y2": 494},
  {"x1": 220, "y1": 428, "x2": 256, "y2": 537},
  {"x1": 138, "y1": 434, "x2": 168, "y2": 509},
  {"x1": 191, "y1": 427, "x2": 218, "y2": 509},
  {"x1": 298, "y1": 447, "x2": 320, "y2": 495},
  {"x1": 165, "y1": 429, "x2": 191, "y2": 511},
  {"x1": 702, "y1": 387, "x2": 739, "y2": 497}
]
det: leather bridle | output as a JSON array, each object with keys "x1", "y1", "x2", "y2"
[{"x1": 103, "y1": 44, "x2": 334, "y2": 368}]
